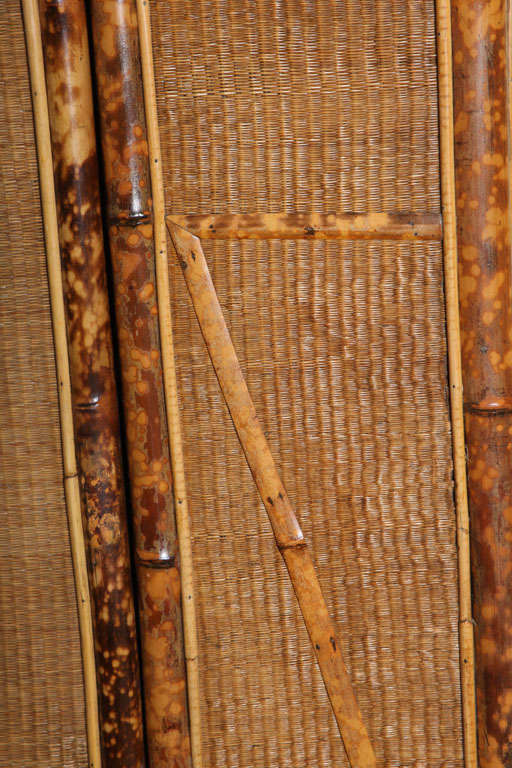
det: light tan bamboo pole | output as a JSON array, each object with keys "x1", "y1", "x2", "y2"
[
  {"x1": 135, "y1": 2, "x2": 202, "y2": 765},
  {"x1": 21, "y1": 1, "x2": 101, "y2": 765},
  {"x1": 435, "y1": 2, "x2": 477, "y2": 765},
  {"x1": 169, "y1": 212, "x2": 442, "y2": 241},
  {"x1": 167, "y1": 220, "x2": 377, "y2": 768}
]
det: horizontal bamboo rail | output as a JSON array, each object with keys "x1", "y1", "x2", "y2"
[
  {"x1": 167, "y1": 219, "x2": 376, "y2": 768},
  {"x1": 21, "y1": 0, "x2": 101, "y2": 764},
  {"x1": 168, "y1": 212, "x2": 442, "y2": 241}
]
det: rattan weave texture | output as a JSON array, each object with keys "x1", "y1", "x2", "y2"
[
  {"x1": 150, "y1": 1, "x2": 462, "y2": 766},
  {"x1": 0, "y1": 4, "x2": 87, "y2": 766}
]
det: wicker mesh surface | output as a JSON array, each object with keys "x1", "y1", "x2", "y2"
[
  {"x1": 151, "y1": 1, "x2": 463, "y2": 766},
  {"x1": 0, "y1": 5, "x2": 88, "y2": 766}
]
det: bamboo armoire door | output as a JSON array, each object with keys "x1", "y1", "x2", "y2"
[
  {"x1": 150, "y1": 1, "x2": 462, "y2": 766},
  {"x1": 0, "y1": 0, "x2": 474, "y2": 767}
]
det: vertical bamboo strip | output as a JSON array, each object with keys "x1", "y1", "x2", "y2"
[
  {"x1": 435, "y1": 2, "x2": 478, "y2": 765},
  {"x1": 452, "y1": 1, "x2": 512, "y2": 764},
  {"x1": 20, "y1": 1, "x2": 101, "y2": 765},
  {"x1": 88, "y1": 2, "x2": 191, "y2": 766},
  {"x1": 168, "y1": 221, "x2": 377, "y2": 768},
  {"x1": 135, "y1": 2, "x2": 202, "y2": 766},
  {"x1": 38, "y1": 2, "x2": 147, "y2": 766}
]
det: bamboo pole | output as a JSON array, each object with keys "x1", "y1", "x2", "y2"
[
  {"x1": 38, "y1": 1, "x2": 147, "y2": 766},
  {"x1": 135, "y1": 1, "x2": 202, "y2": 765},
  {"x1": 451, "y1": 1, "x2": 512, "y2": 765},
  {"x1": 88, "y1": 2, "x2": 191, "y2": 765},
  {"x1": 20, "y1": 1, "x2": 101, "y2": 765},
  {"x1": 168, "y1": 212, "x2": 442, "y2": 241},
  {"x1": 167, "y1": 220, "x2": 377, "y2": 768},
  {"x1": 435, "y1": 3, "x2": 478, "y2": 766}
]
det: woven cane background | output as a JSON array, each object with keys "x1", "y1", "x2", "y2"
[
  {"x1": 151, "y1": 1, "x2": 463, "y2": 766},
  {"x1": 0, "y1": 4, "x2": 88, "y2": 766}
]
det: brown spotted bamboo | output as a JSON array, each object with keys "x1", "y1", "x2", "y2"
[
  {"x1": 452, "y1": 1, "x2": 512, "y2": 765},
  {"x1": 135, "y1": 0, "x2": 202, "y2": 763},
  {"x1": 169, "y1": 211, "x2": 442, "y2": 241},
  {"x1": 167, "y1": 220, "x2": 376, "y2": 768},
  {"x1": 38, "y1": 1, "x2": 146, "y2": 766},
  {"x1": 88, "y1": 2, "x2": 191, "y2": 766}
]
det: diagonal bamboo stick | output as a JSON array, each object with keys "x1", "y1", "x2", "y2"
[
  {"x1": 167, "y1": 219, "x2": 377, "y2": 768},
  {"x1": 21, "y1": 0, "x2": 101, "y2": 765},
  {"x1": 38, "y1": 1, "x2": 146, "y2": 765}
]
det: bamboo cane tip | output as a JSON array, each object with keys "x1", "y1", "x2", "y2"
[{"x1": 166, "y1": 217, "x2": 201, "y2": 257}]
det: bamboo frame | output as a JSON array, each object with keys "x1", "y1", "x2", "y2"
[
  {"x1": 435, "y1": 2, "x2": 477, "y2": 765},
  {"x1": 169, "y1": 212, "x2": 442, "y2": 241},
  {"x1": 135, "y1": 1, "x2": 202, "y2": 765},
  {"x1": 21, "y1": 1, "x2": 101, "y2": 765},
  {"x1": 167, "y1": 220, "x2": 376, "y2": 768}
]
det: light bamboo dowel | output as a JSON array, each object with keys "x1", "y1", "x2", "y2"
[
  {"x1": 21, "y1": 1, "x2": 101, "y2": 765},
  {"x1": 168, "y1": 211, "x2": 442, "y2": 241},
  {"x1": 167, "y1": 220, "x2": 377, "y2": 768},
  {"x1": 435, "y1": 2, "x2": 477, "y2": 765},
  {"x1": 135, "y1": 2, "x2": 202, "y2": 765}
]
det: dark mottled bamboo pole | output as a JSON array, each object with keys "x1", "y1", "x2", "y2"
[
  {"x1": 38, "y1": 1, "x2": 146, "y2": 766},
  {"x1": 87, "y1": 2, "x2": 191, "y2": 766},
  {"x1": 452, "y1": 2, "x2": 512, "y2": 765}
]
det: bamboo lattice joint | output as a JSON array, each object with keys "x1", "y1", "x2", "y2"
[{"x1": 166, "y1": 217, "x2": 377, "y2": 768}]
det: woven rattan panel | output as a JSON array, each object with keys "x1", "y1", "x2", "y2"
[
  {"x1": 0, "y1": 5, "x2": 88, "y2": 767},
  {"x1": 151, "y1": 1, "x2": 462, "y2": 766}
]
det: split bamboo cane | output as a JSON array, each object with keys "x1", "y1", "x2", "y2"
[
  {"x1": 38, "y1": 2, "x2": 146, "y2": 766},
  {"x1": 167, "y1": 219, "x2": 377, "y2": 768},
  {"x1": 88, "y1": 2, "x2": 191, "y2": 765},
  {"x1": 435, "y1": 1, "x2": 477, "y2": 765}
]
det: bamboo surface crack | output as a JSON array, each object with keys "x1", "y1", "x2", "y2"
[{"x1": 167, "y1": 219, "x2": 377, "y2": 768}]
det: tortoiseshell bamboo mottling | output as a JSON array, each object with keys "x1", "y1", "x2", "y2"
[
  {"x1": 452, "y1": 2, "x2": 512, "y2": 764},
  {"x1": 168, "y1": 211, "x2": 442, "y2": 241},
  {"x1": 88, "y1": 1, "x2": 190, "y2": 765},
  {"x1": 39, "y1": 1, "x2": 145, "y2": 766}
]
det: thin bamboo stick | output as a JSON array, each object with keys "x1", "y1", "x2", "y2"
[
  {"x1": 135, "y1": 2, "x2": 202, "y2": 765},
  {"x1": 20, "y1": 1, "x2": 101, "y2": 765},
  {"x1": 435, "y1": 2, "x2": 478, "y2": 765},
  {"x1": 88, "y1": 2, "x2": 191, "y2": 766},
  {"x1": 168, "y1": 212, "x2": 442, "y2": 241},
  {"x1": 38, "y1": 1, "x2": 146, "y2": 766},
  {"x1": 451, "y1": 1, "x2": 512, "y2": 764},
  {"x1": 167, "y1": 220, "x2": 377, "y2": 768}
]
